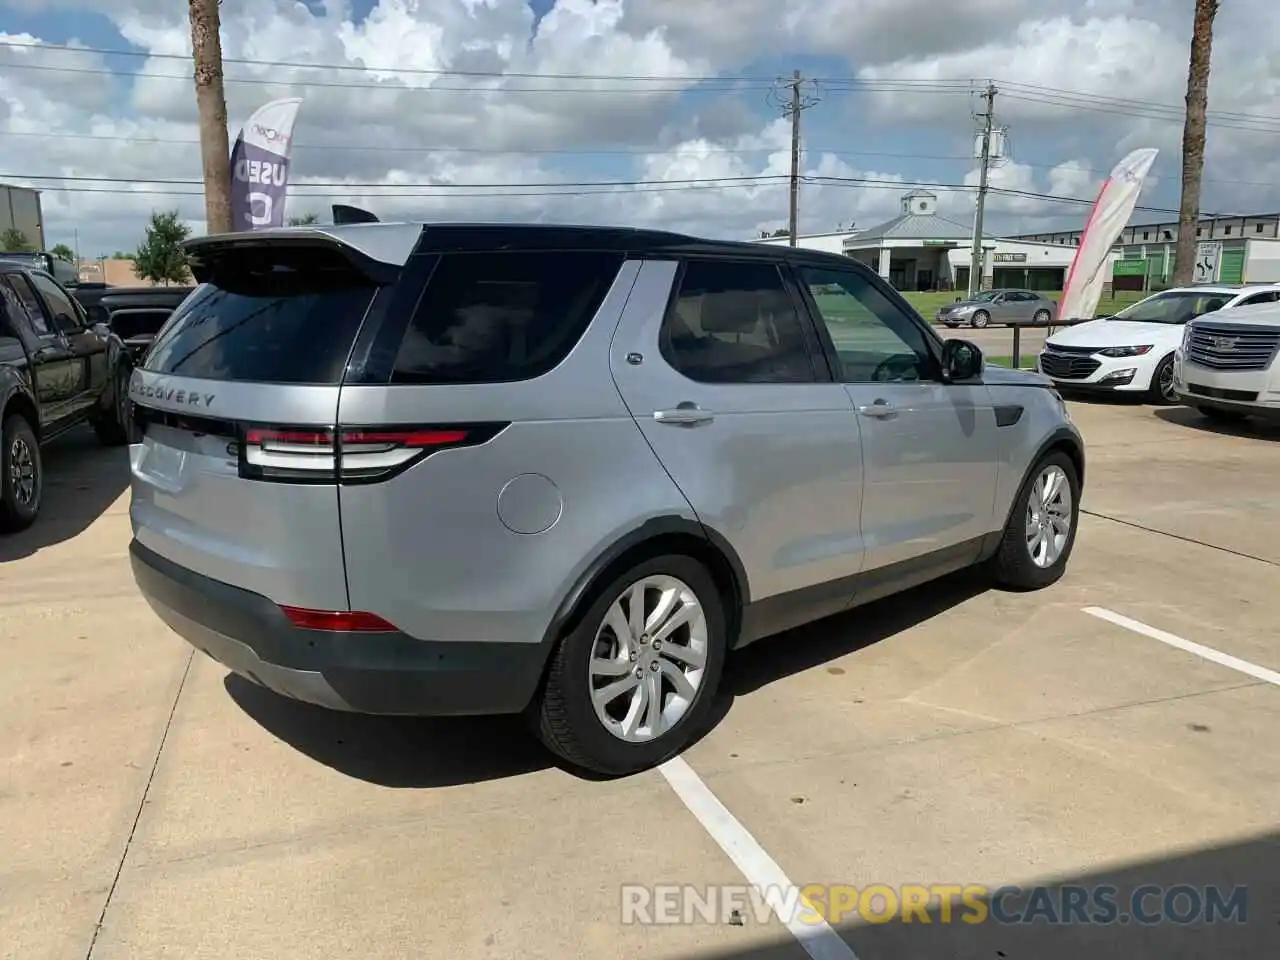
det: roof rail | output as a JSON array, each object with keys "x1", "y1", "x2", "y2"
[{"x1": 332, "y1": 204, "x2": 379, "y2": 225}]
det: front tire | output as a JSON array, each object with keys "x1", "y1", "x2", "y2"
[
  {"x1": 1148, "y1": 354, "x2": 1178, "y2": 405},
  {"x1": 971, "y1": 310, "x2": 990, "y2": 329},
  {"x1": 1033, "y1": 309, "x2": 1051, "y2": 324},
  {"x1": 534, "y1": 554, "x2": 728, "y2": 777},
  {"x1": 990, "y1": 451, "x2": 1080, "y2": 591},
  {"x1": 0, "y1": 414, "x2": 41, "y2": 533}
]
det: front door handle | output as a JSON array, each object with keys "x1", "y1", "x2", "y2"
[
  {"x1": 857, "y1": 399, "x2": 898, "y2": 419},
  {"x1": 654, "y1": 403, "x2": 714, "y2": 426}
]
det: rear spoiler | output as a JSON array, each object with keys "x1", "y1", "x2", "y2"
[{"x1": 181, "y1": 226, "x2": 411, "y2": 285}]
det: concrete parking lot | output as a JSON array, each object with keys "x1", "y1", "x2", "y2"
[{"x1": 3, "y1": 403, "x2": 1278, "y2": 960}]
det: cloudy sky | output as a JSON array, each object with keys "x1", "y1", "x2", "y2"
[{"x1": 0, "y1": 0, "x2": 1278, "y2": 258}]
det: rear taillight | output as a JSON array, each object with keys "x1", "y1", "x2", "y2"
[
  {"x1": 242, "y1": 427, "x2": 338, "y2": 482},
  {"x1": 280, "y1": 605, "x2": 398, "y2": 632},
  {"x1": 237, "y1": 422, "x2": 507, "y2": 483}
]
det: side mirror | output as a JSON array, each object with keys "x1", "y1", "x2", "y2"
[
  {"x1": 92, "y1": 322, "x2": 111, "y2": 337},
  {"x1": 941, "y1": 338, "x2": 983, "y2": 381}
]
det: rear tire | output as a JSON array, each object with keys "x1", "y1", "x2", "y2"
[
  {"x1": 1197, "y1": 405, "x2": 1248, "y2": 424},
  {"x1": 990, "y1": 451, "x2": 1080, "y2": 591},
  {"x1": 92, "y1": 366, "x2": 137, "y2": 446},
  {"x1": 0, "y1": 414, "x2": 41, "y2": 533},
  {"x1": 533, "y1": 554, "x2": 728, "y2": 777},
  {"x1": 971, "y1": 310, "x2": 990, "y2": 329}
]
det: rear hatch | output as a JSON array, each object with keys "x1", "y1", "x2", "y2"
[{"x1": 129, "y1": 234, "x2": 396, "y2": 611}]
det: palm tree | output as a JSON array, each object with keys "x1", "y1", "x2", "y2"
[
  {"x1": 189, "y1": 0, "x2": 233, "y2": 234},
  {"x1": 1172, "y1": 0, "x2": 1220, "y2": 285}
]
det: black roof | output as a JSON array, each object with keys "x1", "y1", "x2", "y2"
[
  {"x1": 409, "y1": 223, "x2": 862, "y2": 269},
  {"x1": 188, "y1": 221, "x2": 870, "y2": 274}
]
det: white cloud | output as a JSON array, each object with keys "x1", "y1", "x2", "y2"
[{"x1": 0, "y1": 0, "x2": 1277, "y2": 258}]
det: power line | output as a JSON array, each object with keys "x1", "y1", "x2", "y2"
[
  {"x1": 2, "y1": 126, "x2": 1277, "y2": 189},
  {"x1": 22, "y1": 170, "x2": 1242, "y2": 219},
  {"x1": 6, "y1": 38, "x2": 1280, "y2": 125}
]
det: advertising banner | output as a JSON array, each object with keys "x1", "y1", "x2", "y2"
[
  {"x1": 1058, "y1": 147, "x2": 1159, "y2": 321},
  {"x1": 229, "y1": 97, "x2": 303, "y2": 231}
]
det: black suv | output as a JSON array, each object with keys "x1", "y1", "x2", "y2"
[{"x1": 0, "y1": 261, "x2": 135, "y2": 532}]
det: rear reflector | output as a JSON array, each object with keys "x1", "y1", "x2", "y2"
[
  {"x1": 279, "y1": 605, "x2": 398, "y2": 633},
  {"x1": 238, "y1": 422, "x2": 507, "y2": 483}
]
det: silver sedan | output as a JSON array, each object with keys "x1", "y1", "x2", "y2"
[{"x1": 937, "y1": 289, "x2": 1059, "y2": 328}]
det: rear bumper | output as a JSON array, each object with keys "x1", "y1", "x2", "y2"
[{"x1": 129, "y1": 540, "x2": 550, "y2": 717}]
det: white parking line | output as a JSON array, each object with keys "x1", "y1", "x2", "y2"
[
  {"x1": 659, "y1": 756, "x2": 860, "y2": 960},
  {"x1": 1083, "y1": 606, "x2": 1280, "y2": 687}
]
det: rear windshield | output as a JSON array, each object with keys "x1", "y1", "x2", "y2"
[{"x1": 143, "y1": 244, "x2": 378, "y2": 384}]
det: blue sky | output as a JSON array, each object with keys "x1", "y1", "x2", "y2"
[{"x1": 2, "y1": 0, "x2": 1277, "y2": 255}]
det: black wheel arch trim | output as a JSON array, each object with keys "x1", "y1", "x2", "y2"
[
  {"x1": 0, "y1": 380, "x2": 40, "y2": 440},
  {"x1": 1005, "y1": 426, "x2": 1085, "y2": 531},
  {"x1": 542, "y1": 515, "x2": 750, "y2": 648}
]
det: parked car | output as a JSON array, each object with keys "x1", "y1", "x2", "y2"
[
  {"x1": 72, "y1": 285, "x2": 195, "y2": 363},
  {"x1": 937, "y1": 289, "x2": 1057, "y2": 328},
  {"x1": 1173, "y1": 300, "x2": 1280, "y2": 424},
  {"x1": 1035, "y1": 284, "x2": 1280, "y2": 404},
  {"x1": 0, "y1": 262, "x2": 136, "y2": 532},
  {"x1": 127, "y1": 221, "x2": 1085, "y2": 776}
]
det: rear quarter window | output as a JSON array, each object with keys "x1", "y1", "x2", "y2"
[
  {"x1": 143, "y1": 245, "x2": 379, "y2": 384},
  {"x1": 390, "y1": 250, "x2": 624, "y2": 384}
]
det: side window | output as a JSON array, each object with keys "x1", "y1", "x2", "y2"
[
  {"x1": 4, "y1": 276, "x2": 51, "y2": 336},
  {"x1": 28, "y1": 273, "x2": 82, "y2": 334},
  {"x1": 660, "y1": 260, "x2": 816, "y2": 384},
  {"x1": 391, "y1": 251, "x2": 624, "y2": 384},
  {"x1": 797, "y1": 266, "x2": 936, "y2": 383},
  {"x1": 1241, "y1": 291, "x2": 1279, "y2": 306}
]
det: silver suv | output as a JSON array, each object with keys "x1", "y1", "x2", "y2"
[{"x1": 128, "y1": 222, "x2": 1084, "y2": 776}]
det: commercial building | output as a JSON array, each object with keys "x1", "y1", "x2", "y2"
[
  {"x1": 834, "y1": 190, "x2": 1087, "y2": 292},
  {"x1": 753, "y1": 191, "x2": 1098, "y2": 292},
  {"x1": 1014, "y1": 212, "x2": 1280, "y2": 290},
  {"x1": 0, "y1": 183, "x2": 45, "y2": 250}
]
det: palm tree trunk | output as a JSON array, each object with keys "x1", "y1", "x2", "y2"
[
  {"x1": 189, "y1": 0, "x2": 233, "y2": 235},
  {"x1": 1171, "y1": 0, "x2": 1219, "y2": 286}
]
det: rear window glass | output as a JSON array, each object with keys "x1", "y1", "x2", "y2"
[
  {"x1": 144, "y1": 246, "x2": 378, "y2": 384},
  {"x1": 390, "y1": 250, "x2": 623, "y2": 384}
]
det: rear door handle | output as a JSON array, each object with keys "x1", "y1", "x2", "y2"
[
  {"x1": 857, "y1": 399, "x2": 898, "y2": 419},
  {"x1": 654, "y1": 403, "x2": 715, "y2": 426}
]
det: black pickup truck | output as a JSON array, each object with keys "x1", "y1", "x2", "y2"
[
  {"x1": 0, "y1": 260, "x2": 135, "y2": 532},
  {"x1": 72, "y1": 284, "x2": 195, "y2": 362}
]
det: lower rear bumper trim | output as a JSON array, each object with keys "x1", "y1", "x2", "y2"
[{"x1": 129, "y1": 539, "x2": 550, "y2": 717}]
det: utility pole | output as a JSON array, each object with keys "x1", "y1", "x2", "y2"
[
  {"x1": 789, "y1": 70, "x2": 802, "y2": 247},
  {"x1": 769, "y1": 72, "x2": 821, "y2": 247},
  {"x1": 968, "y1": 82, "x2": 997, "y2": 298},
  {"x1": 189, "y1": 0, "x2": 233, "y2": 235}
]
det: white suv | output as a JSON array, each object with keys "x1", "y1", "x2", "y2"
[
  {"x1": 1174, "y1": 300, "x2": 1280, "y2": 424},
  {"x1": 1037, "y1": 285, "x2": 1280, "y2": 403}
]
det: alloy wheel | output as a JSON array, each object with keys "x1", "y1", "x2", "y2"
[
  {"x1": 1158, "y1": 360, "x2": 1177, "y2": 402},
  {"x1": 1025, "y1": 464, "x2": 1072, "y2": 568},
  {"x1": 9, "y1": 436, "x2": 36, "y2": 507},
  {"x1": 588, "y1": 574, "x2": 709, "y2": 743}
]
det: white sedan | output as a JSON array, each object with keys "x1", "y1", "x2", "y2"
[{"x1": 1036, "y1": 284, "x2": 1280, "y2": 403}]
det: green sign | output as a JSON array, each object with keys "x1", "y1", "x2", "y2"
[{"x1": 1112, "y1": 259, "x2": 1147, "y2": 277}]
